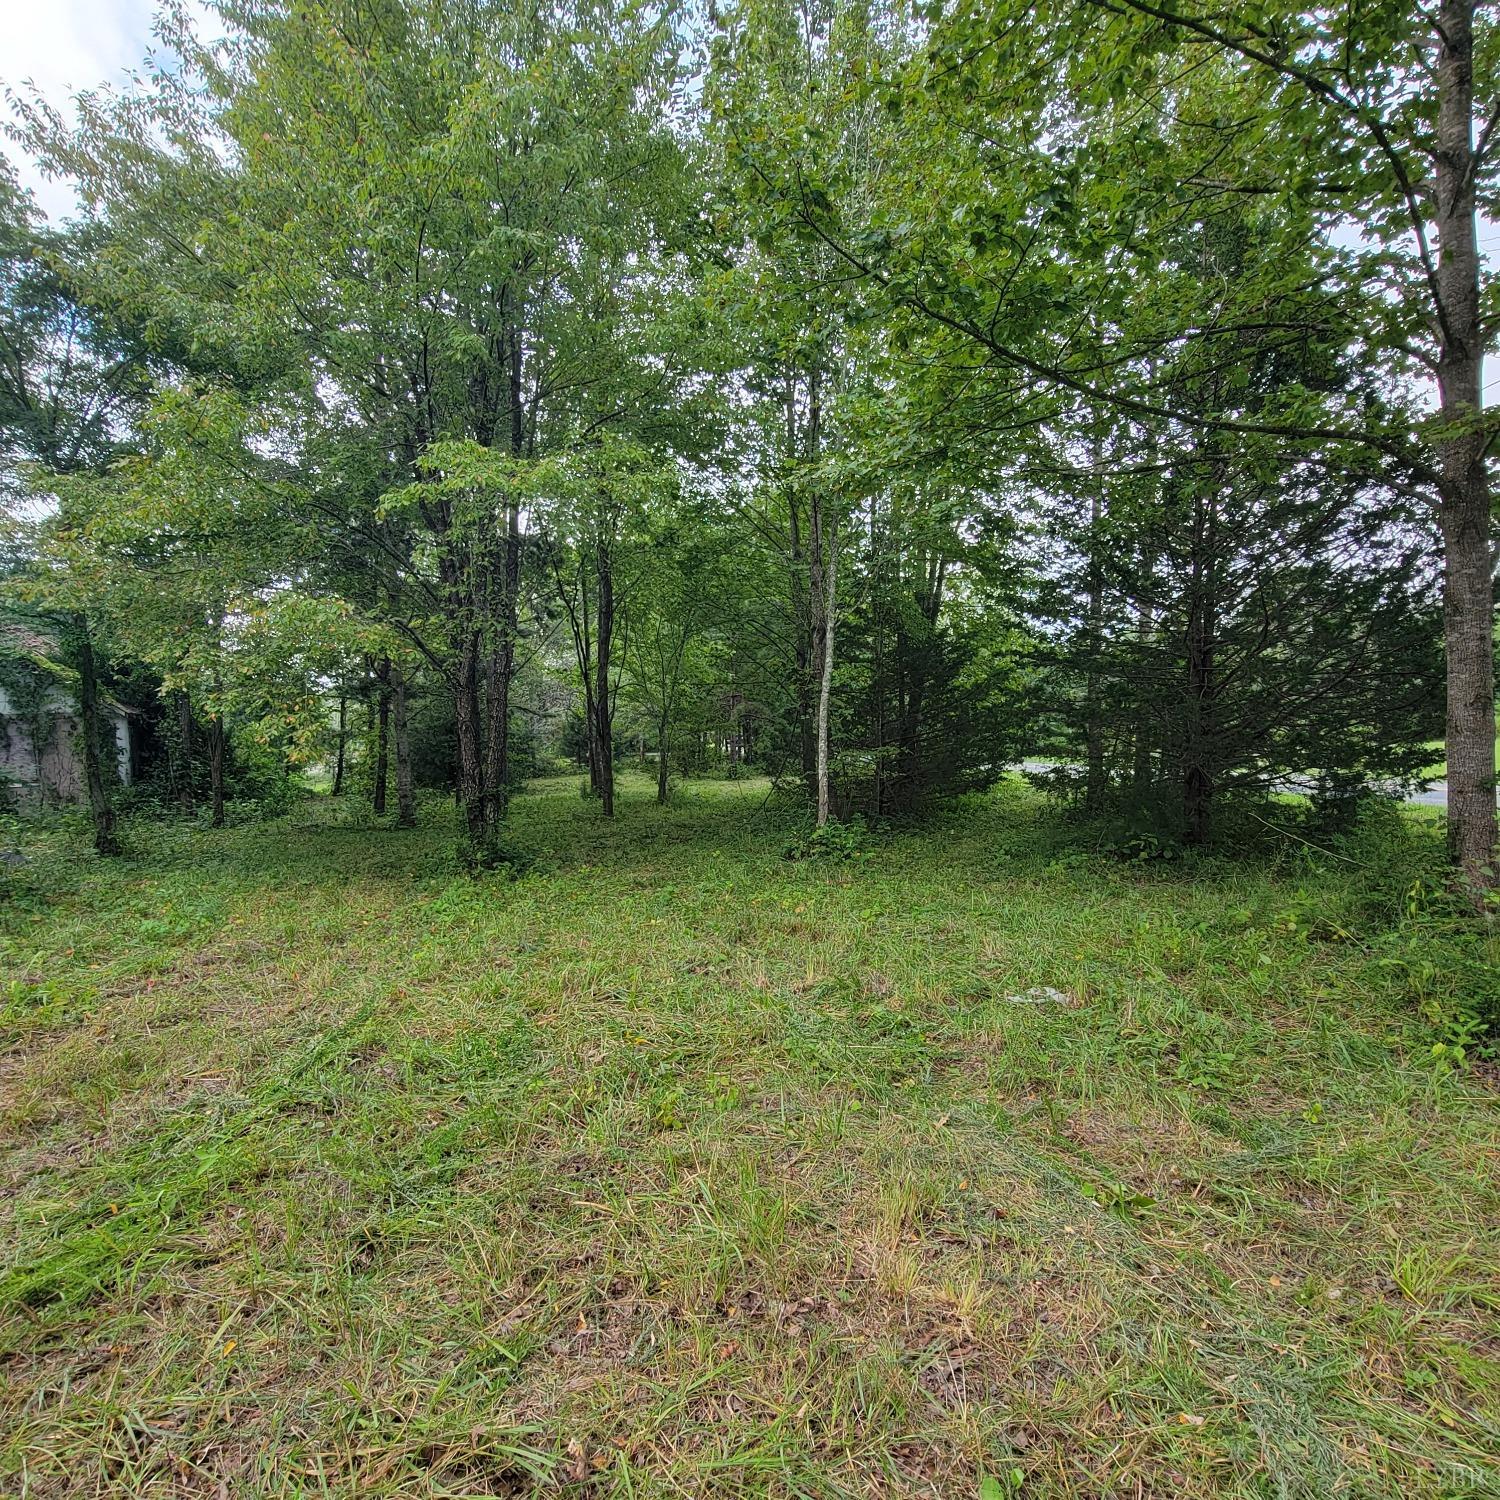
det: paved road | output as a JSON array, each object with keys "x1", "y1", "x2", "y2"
[
  {"x1": 1015, "y1": 762, "x2": 1475, "y2": 809},
  {"x1": 1406, "y1": 783, "x2": 1452, "y2": 808}
]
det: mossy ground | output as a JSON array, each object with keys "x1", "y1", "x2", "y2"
[{"x1": 1, "y1": 774, "x2": 1496, "y2": 1498}]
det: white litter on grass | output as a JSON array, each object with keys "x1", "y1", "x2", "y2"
[{"x1": 1004, "y1": 986, "x2": 1070, "y2": 1005}]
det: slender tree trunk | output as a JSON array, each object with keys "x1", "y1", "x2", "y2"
[
  {"x1": 373, "y1": 659, "x2": 390, "y2": 816},
  {"x1": 574, "y1": 561, "x2": 599, "y2": 797},
  {"x1": 804, "y1": 366, "x2": 828, "y2": 811},
  {"x1": 481, "y1": 325, "x2": 526, "y2": 834},
  {"x1": 793, "y1": 550, "x2": 815, "y2": 782},
  {"x1": 331, "y1": 690, "x2": 347, "y2": 797},
  {"x1": 174, "y1": 687, "x2": 195, "y2": 813},
  {"x1": 870, "y1": 494, "x2": 886, "y2": 817},
  {"x1": 1131, "y1": 573, "x2": 1156, "y2": 793},
  {"x1": 73, "y1": 615, "x2": 119, "y2": 856},
  {"x1": 899, "y1": 671, "x2": 927, "y2": 808},
  {"x1": 1182, "y1": 482, "x2": 1218, "y2": 845},
  {"x1": 816, "y1": 513, "x2": 837, "y2": 828},
  {"x1": 207, "y1": 713, "x2": 226, "y2": 828},
  {"x1": 482, "y1": 568, "x2": 505, "y2": 826},
  {"x1": 785, "y1": 367, "x2": 815, "y2": 783},
  {"x1": 206, "y1": 624, "x2": 227, "y2": 827},
  {"x1": 1084, "y1": 433, "x2": 1107, "y2": 813},
  {"x1": 484, "y1": 628, "x2": 504, "y2": 815},
  {"x1": 436, "y1": 494, "x2": 486, "y2": 851},
  {"x1": 483, "y1": 531, "x2": 517, "y2": 830},
  {"x1": 393, "y1": 663, "x2": 415, "y2": 829},
  {"x1": 657, "y1": 713, "x2": 670, "y2": 804},
  {"x1": 454, "y1": 626, "x2": 485, "y2": 842},
  {"x1": 594, "y1": 536, "x2": 615, "y2": 818},
  {"x1": 1434, "y1": 0, "x2": 1497, "y2": 895}
]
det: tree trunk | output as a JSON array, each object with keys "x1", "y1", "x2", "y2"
[
  {"x1": 1131, "y1": 558, "x2": 1156, "y2": 793},
  {"x1": 331, "y1": 690, "x2": 347, "y2": 797},
  {"x1": 898, "y1": 670, "x2": 926, "y2": 809},
  {"x1": 174, "y1": 687, "x2": 195, "y2": 813},
  {"x1": 454, "y1": 625, "x2": 485, "y2": 842},
  {"x1": 1131, "y1": 733, "x2": 1153, "y2": 794},
  {"x1": 594, "y1": 535, "x2": 615, "y2": 818},
  {"x1": 373, "y1": 659, "x2": 390, "y2": 816},
  {"x1": 483, "y1": 526, "x2": 518, "y2": 830},
  {"x1": 207, "y1": 713, "x2": 226, "y2": 828},
  {"x1": 393, "y1": 663, "x2": 415, "y2": 829},
  {"x1": 785, "y1": 368, "x2": 815, "y2": 783},
  {"x1": 1182, "y1": 481, "x2": 1218, "y2": 845},
  {"x1": 657, "y1": 715, "x2": 670, "y2": 804},
  {"x1": 575, "y1": 562, "x2": 599, "y2": 797},
  {"x1": 1434, "y1": 0, "x2": 1497, "y2": 896},
  {"x1": 1084, "y1": 433, "x2": 1107, "y2": 813},
  {"x1": 871, "y1": 557, "x2": 884, "y2": 816},
  {"x1": 481, "y1": 324, "x2": 526, "y2": 834},
  {"x1": 804, "y1": 366, "x2": 828, "y2": 811},
  {"x1": 73, "y1": 615, "x2": 119, "y2": 856},
  {"x1": 816, "y1": 513, "x2": 837, "y2": 828}
]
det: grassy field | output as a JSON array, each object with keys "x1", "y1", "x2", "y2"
[{"x1": 1, "y1": 774, "x2": 1497, "y2": 1499}]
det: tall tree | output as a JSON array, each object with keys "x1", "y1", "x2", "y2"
[
  {"x1": 0, "y1": 161, "x2": 151, "y2": 852},
  {"x1": 22, "y1": 0, "x2": 690, "y2": 859},
  {"x1": 708, "y1": 0, "x2": 894, "y2": 823},
  {"x1": 766, "y1": 0, "x2": 1496, "y2": 888}
]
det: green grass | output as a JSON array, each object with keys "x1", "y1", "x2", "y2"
[{"x1": 1, "y1": 773, "x2": 1496, "y2": 1498}]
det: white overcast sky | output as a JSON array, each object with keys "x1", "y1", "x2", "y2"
[{"x1": 0, "y1": 0, "x2": 215, "y2": 220}]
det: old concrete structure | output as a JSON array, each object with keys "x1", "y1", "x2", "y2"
[{"x1": 0, "y1": 622, "x2": 132, "y2": 809}]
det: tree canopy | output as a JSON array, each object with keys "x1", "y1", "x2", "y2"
[{"x1": 1, "y1": 0, "x2": 1492, "y2": 891}]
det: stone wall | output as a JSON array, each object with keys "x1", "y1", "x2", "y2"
[{"x1": 0, "y1": 683, "x2": 130, "y2": 808}]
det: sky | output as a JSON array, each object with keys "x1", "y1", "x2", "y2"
[{"x1": 0, "y1": 0, "x2": 207, "y2": 220}]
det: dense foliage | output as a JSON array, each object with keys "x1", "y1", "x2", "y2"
[{"x1": 0, "y1": 0, "x2": 1492, "y2": 876}]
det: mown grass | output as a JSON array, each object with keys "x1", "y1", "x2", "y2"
[{"x1": 1, "y1": 772, "x2": 1496, "y2": 1499}]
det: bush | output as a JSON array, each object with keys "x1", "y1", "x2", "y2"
[
  {"x1": 455, "y1": 826, "x2": 534, "y2": 877},
  {"x1": 1270, "y1": 803, "x2": 1499, "y2": 1061},
  {"x1": 1367, "y1": 875, "x2": 1499, "y2": 1060},
  {"x1": 782, "y1": 814, "x2": 873, "y2": 862}
]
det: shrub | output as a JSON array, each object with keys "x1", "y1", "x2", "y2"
[
  {"x1": 1368, "y1": 875, "x2": 1499, "y2": 1059},
  {"x1": 782, "y1": 814, "x2": 873, "y2": 862}
]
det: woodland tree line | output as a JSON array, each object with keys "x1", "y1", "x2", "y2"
[{"x1": 0, "y1": 0, "x2": 1494, "y2": 893}]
